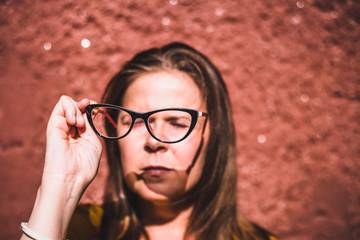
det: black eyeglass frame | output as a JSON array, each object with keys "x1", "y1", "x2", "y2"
[{"x1": 85, "y1": 104, "x2": 208, "y2": 144}]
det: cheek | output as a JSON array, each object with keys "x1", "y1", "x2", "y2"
[
  {"x1": 119, "y1": 140, "x2": 142, "y2": 193},
  {"x1": 184, "y1": 153, "x2": 204, "y2": 190},
  {"x1": 173, "y1": 134, "x2": 202, "y2": 166},
  {"x1": 176, "y1": 121, "x2": 210, "y2": 168},
  {"x1": 185, "y1": 123, "x2": 210, "y2": 186},
  {"x1": 118, "y1": 139, "x2": 142, "y2": 174},
  {"x1": 177, "y1": 133, "x2": 208, "y2": 189}
]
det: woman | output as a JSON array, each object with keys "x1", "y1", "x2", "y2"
[{"x1": 21, "y1": 42, "x2": 274, "y2": 240}]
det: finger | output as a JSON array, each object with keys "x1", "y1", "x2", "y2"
[
  {"x1": 77, "y1": 98, "x2": 98, "y2": 113},
  {"x1": 60, "y1": 96, "x2": 87, "y2": 128},
  {"x1": 77, "y1": 98, "x2": 91, "y2": 112},
  {"x1": 77, "y1": 105, "x2": 102, "y2": 142},
  {"x1": 76, "y1": 98, "x2": 98, "y2": 128},
  {"x1": 59, "y1": 95, "x2": 78, "y2": 126},
  {"x1": 75, "y1": 104, "x2": 85, "y2": 128},
  {"x1": 47, "y1": 96, "x2": 79, "y2": 138}
]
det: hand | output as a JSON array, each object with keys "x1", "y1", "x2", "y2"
[
  {"x1": 20, "y1": 96, "x2": 103, "y2": 240},
  {"x1": 43, "y1": 96, "x2": 102, "y2": 194}
]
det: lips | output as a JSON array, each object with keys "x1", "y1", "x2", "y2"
[
  {"x1": 142, "y1": 166, "x2": 172, "y2": 177},
  {"x1": 137, "y1": 166, "x2": 188, "y2": 197}
]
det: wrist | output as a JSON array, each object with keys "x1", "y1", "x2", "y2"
[
  {"x1": 40, "y1": 172, "x2": 88, "y2": 199},
  {"x1": 25, "y1": 183, "x2": 81, "y2": 240}
]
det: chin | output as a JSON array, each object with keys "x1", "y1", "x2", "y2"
[
  {"x1": 137, "y1": 192, "x2": 174, "y2": 207},
  {"x1": 132, "y1": 182, "x2": 173, "y2": 203}
]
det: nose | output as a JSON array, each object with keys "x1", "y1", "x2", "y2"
[{"x1": 144, "y1": 132, "x2": 167, "y2": 153}]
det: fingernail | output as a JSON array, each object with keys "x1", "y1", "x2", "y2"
[{"x1": 71, "y1": 115, "x2": 76, "y2": 123}]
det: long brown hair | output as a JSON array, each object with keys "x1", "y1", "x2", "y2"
[{"x1": 100, "y1": 42, "x2": 270, "y2": 240}]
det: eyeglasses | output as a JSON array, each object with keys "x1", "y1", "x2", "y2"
[{"x1": 85, "y1": 104, "x2": 208, "y2": 143}]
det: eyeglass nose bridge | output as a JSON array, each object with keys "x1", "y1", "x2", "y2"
[{"x1": 126, "y1": 111, "x2": 163, "y2": 143}]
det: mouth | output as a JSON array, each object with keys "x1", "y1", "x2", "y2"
[{"x1": 141, "y1": 166, "x2": 172, "y2": 177}]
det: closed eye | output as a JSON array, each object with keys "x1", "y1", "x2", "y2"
[
  {"x1": 120, "y1": 115, "x2": 132, "y2": 126},
  {"x1": 167, "y1": 117, "x2": 191, "y2": 128}
]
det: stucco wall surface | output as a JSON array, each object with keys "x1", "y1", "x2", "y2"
[{"x1": 0, "y1": 0, "x2": 359, "y2": 239}]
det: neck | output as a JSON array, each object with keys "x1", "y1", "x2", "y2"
[{"x1": 139, "y1": 199, "x2": 194, "y2": 240}]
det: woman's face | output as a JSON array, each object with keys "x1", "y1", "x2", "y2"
[{"x1": 119, "y1": 70, "x2": 209, "y2": 204}]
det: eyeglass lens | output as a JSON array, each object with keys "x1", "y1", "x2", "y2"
[{"x1": 90, "y1": 107, "x2": 193, "y2": 142}]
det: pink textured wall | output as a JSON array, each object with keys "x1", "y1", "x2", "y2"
[{"x1": 0, "y1": 0, "x2": 359, "y2": 239}]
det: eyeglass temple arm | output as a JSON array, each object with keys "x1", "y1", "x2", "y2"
[
  {"x1": 94, "y1": 109, "x2": 118, "y2": 128},
  {"x1": 198, "y1": 112, "x2": 208, "y2": 134},
  {"x1": 199, "y1": 112, "x2": 207, "y2": 117}
]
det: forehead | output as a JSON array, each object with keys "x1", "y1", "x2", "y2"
[{"x1": 122, "y1": 71, "x2": 206, "y2": 111}]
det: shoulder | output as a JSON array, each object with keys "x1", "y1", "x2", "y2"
[
  {"x1": 66, "y1": 204, "x2": 103, "y2": 240},
  {"x1": 233, "y1": 221, "x2": 276, "y2": 240},
  {"x1": 251, "y1": 222, "x2": 276, "y2": 240}
]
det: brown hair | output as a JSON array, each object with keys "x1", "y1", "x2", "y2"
[{"x1": 100, "y1": 42, "x2": 271, "y2": 240}]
